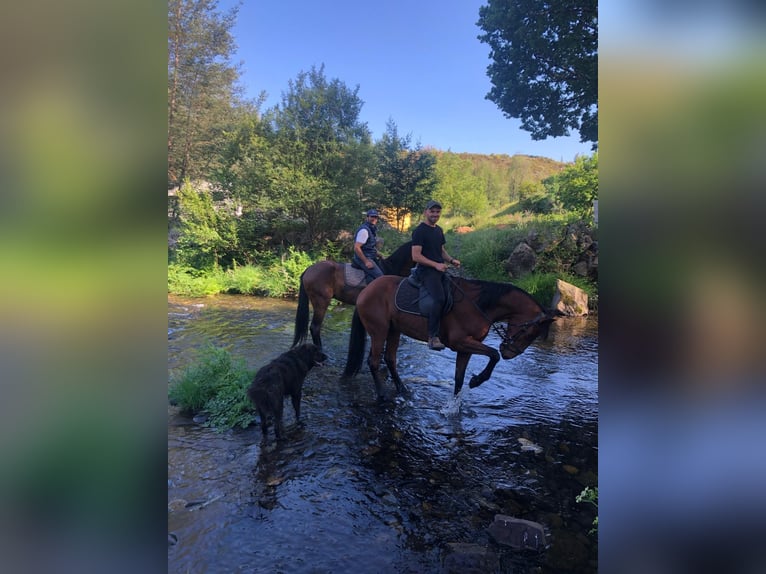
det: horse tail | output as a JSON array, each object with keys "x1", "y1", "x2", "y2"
[
  {"x1": 342, "y1": 309, "x2": 367, "y2": 378},
  {"x1": 292, "y1": 274, "x2": 310, "y2": 347}
]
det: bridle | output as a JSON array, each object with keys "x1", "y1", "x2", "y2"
[
  {"x1": 493, "y1": 313, "x2": 548, "y2": 355},
  {"x1": 447, "y1": 275, "x2": 547, "y2": 354}
]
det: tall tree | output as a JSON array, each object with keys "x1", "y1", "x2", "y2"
[
  {"x1": 375, "y1": 119, "x2": 437, "y2": 231},
  {"x1": 269, "y1": 65, "x2": 374, "y2": 242},
  {"x1": 168, "y1": 0, "x2": 242, "y2": 187},
  {"x1": 477, "y1": 0, "x2": 597, "y2": 146}
]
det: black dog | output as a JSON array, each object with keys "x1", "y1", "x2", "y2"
[{"x1": 247, "y1": 343, "x2": 328, "y2": 443}]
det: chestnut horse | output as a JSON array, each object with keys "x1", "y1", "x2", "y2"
[
  {"x1": 342, "y1": 275, "x2": 558, "y2": 401},
  {"x1": 292, "y1": 241, "x2": 414, "y2": 349}
]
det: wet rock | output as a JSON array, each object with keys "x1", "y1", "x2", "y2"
[
  {"x1": 442, "y1": 543, "x2": 499, "y2": 574},
  {"x1": 518, "y1": 437, "x2": 543, "y2": 454},
  {"x1": 551, "y1": 279, "x2": 589, "y2": 316},
  {"x1": 168, "y1": 498, "x2": 187, "y2": 512},
  {"x1": 487, "y1": 514, "x2": 548, "y2": 551},
  {"x1": 562, "y1": 464, "x2": 579, "y2": 475}
]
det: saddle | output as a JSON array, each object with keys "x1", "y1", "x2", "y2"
[
  {"x1": 343, "y1": 263, "x2": 368, "y2": 288},
  {"x1": 395, "y1": 269, "x2": 454, "y2": 317}
]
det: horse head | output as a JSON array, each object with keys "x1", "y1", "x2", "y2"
[{"x1": 499, "y1": 310, "x2": 557, "y2": 359}]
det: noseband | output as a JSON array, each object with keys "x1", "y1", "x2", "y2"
[{"x1": 493, "y1": 312, "x2": 547, "y2": 355}]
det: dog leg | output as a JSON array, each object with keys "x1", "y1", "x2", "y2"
[
  {"x1": 274, "y1": 401, "x2": 285, "y2": 440},
  {"x1": 258, "y1": 412, "x2": 270, "y2": 444},
  {"x1": 290, "y1": 390, "x2": 303, "y2": 426}
]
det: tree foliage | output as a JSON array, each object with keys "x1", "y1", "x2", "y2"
[
  {"x1": 175, "y1": 180, "x2": 237, "y2": 269},
  {"x1": 168, "y1": 0, "x2": 244, "y2": 187},
  {"x1": 544, "y1": 152, "x2": 598, "y2": 217},
  {"x1": 477, "y1": 0, "x2": 597, "y2": 145},
  {"x1": 269, "y1": 65, "x2": 374, "y2": 242},
  {"x1": 433, "y1": 152, "x2": 488, "y2": 218},
  {"x1": 375, "y1": 119, "x2": 437, "y2": 231}
]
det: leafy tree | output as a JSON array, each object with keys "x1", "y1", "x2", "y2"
[
  {"x1": 477, "y1": 0, "x2": 597, "y2": 145},
  {"x1": 517, "y1": 181, "x2": 554, "y2": 214},
  {"x1": 269, "y1": 65, "x2": 374, "y2": 242},
  {"x1": 433, "y1": 152, "x2": 488, "y2": 218},
  {"x1": 168, "y1": 0, "x2": 244, "y2": 187},
  {"x1": 544, "y1": 152, "x2": 598, "y2": 217},
  {"x1": 375, "y1": 119, "x2": 437, "y2": 231},
  {"x1": 174, "y1": 180, "x2": 237, "y2": 269}
]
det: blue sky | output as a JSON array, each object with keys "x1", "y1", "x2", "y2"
[{"x1": 221, "y1": 0, "x2": 594, "y2": 162}]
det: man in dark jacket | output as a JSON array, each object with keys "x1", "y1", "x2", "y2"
[
  {"x1": 353, "y1": 209, "x2": 384, "y2": 283},
  {"x1": 411, "y1": 200, "x2": 461, "y2": 350}
]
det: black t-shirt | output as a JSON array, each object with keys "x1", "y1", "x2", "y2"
[{"x1": 412, "y1": 222, "x2": 445, "y2": 263}]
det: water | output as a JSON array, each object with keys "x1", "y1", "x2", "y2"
[{"x1": 168, "y1": 294, "x2": 598, "y2": 573}]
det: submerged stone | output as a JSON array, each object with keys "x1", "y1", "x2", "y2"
[{"x1": 487, "y1": 514, "x2": 548, "y2": 551}]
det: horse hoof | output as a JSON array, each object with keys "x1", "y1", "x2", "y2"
[{"x1": 469, "y1": 378, "x2": 482, "y2": 389}]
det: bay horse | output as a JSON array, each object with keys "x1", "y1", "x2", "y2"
[
  {"x1": 292, "y1": 241, "x2": 414, "y2": 349},
  {"x1": 342, "y1": 274, "x2": 558, "y2": 401}
]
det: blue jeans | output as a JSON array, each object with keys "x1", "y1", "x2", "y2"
[
  {"x1": 417, "y1": 266, "x2": 446, "y2": 338},
  {"x1": 353, "y1": 256, "x2": 383, "y2": 283}
]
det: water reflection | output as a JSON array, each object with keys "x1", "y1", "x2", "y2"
[{"x1": 168, "y1": 295, "x2": 598, "y2": 573}]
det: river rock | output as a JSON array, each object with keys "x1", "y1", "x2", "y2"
[
  {"x1": 487, "y1": 514, "x2": 548, "y2": 551},
  {"x1": 503, "y1": 241, "x2": 537, "y2": 278},
  {"x1": 551, "y1": 279, "x2": 589, "y2": 316}
]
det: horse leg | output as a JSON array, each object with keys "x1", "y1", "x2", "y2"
[
  {"x1": 384, "y1": 329, "x2": 408, "y2": 396},
  {"x1": 366, "y1": 332, "x2": 388, "y2": 401},
  {"x1": 453, "y1": 352, "x2": 472, "y2": 395},
  {"x1": 468, "y1": 348, "x2": 501, "y2": 389},
  {"x1": 308, "y1": 295, "x2": 331, "y2": 348}
]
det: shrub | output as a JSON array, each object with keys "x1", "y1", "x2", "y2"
[
  {"x1": 224, "y1": 265, "x2": 265, "y2": 295},
  {"x1": 168, "y1": 264, "x2": 226, "y2": 297},
  {"x1": 168, "y1": 345, "x2": 255, "y2": 431}
]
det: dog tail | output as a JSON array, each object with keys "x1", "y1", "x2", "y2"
[
  {"x1": 342, "y1": 309, "x2": 367, "y2": 378},
  {"x1": 292, "y1": 273, "x2": 310, "y2": 347}
]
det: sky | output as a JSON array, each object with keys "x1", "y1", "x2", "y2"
[{"x1": 220, "y1": 0, "x2": 594, "y2": 162}]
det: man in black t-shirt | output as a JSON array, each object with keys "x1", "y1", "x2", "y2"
[{"x1": 411, "y1": 200, "x2": 461, "y2": 350}]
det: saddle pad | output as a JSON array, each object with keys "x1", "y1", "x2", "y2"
[
  {"x1": 343, "y1": 264, "x2": 368, "y2": 288},
  {"x1": 395, "y1": 279, "x2": 425, "y2": 316}
]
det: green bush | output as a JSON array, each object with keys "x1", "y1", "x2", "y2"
[
  {"x1": 224, "y1": 265, "x2": 265, "y2": 295},
  {"x1": 168, "y1": 264, "x2": 227, "y2": 297},
  {"x1": 168, "y1": 345, "x2": 255, "y2": 431}
]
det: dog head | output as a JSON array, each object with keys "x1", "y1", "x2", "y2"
[{"x1": 300, "y1": 343, "x2": 328, "y2": 367}]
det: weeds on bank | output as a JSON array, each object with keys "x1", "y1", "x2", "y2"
[{"x1": 168, "y1": 345, "x2": 255, "y2": 431}]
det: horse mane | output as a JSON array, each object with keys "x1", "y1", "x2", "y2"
[
  {"x1": 458, "y1": 277, "x2": 544, "y2": 314},
  {"x1": 381, "y1": 241, "x2": 413, "y2": 275}
]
